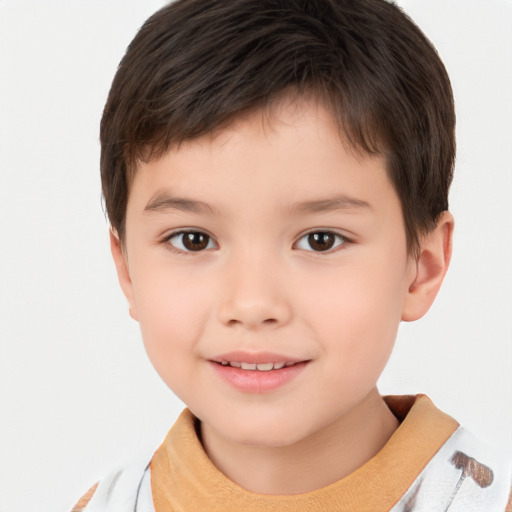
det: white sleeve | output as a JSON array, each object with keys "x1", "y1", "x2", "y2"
[{"x1": 83, "y1": 454, "x2": 155, "y2": 512}]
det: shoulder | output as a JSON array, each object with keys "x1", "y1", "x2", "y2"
[
  {"x1": 445, "y1": 427, "x2": 512, "y2": 512},
  {"x1": 395, "y1": 425, "x2": 512, "y2": 512},
  {"x1": 70, "y1": 454, "x2": 154, "y2": 512}
]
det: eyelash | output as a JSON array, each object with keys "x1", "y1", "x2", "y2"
[{"x1": 162, "y1": 229, "x2": 350, "y2": 254}]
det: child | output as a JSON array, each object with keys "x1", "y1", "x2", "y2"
[{"x1": 73, "y1": 0, "x2": 511, "y2": 510}]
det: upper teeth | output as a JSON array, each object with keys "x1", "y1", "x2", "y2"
[{"x1": 221, "y1": 361, "x2": 290, "y2": 371}]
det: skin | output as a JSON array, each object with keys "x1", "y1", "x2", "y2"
[{"x1": 112, "y1": 97, "x2": 453, "y2": 495}]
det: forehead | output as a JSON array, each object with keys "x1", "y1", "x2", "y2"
[
  {"x1": 127, "y1": 96, "x2": 396, "y2": 219},
  {"x1": 130, "y1": 91, "x2": 377, "y2": 177}
]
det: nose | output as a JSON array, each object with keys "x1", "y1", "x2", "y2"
[{"x1": 217, "y1": 253, "x2": 292, "y2": 330}]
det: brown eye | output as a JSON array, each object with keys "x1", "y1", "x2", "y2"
[
  {"x1": 168, "y1": 231, "x2": 214, "y2": 252},
  {"x1": 295, "y1": 231, "x2": 346, "y2": 252},
  {"x1": 308, "y1": 232, "x2": 335, "y2": 251}
]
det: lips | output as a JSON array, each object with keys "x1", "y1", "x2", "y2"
[{"x1": 209, "y1": 352, "x2": 309, "y2": 393}]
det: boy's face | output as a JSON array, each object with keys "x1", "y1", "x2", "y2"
[{"x1": 115, "y1": 98, "x2": 418, "y2": 448}]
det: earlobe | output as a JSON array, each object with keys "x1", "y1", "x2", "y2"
[
  {"x1": 401, "y1": 212, "x2": 454, "y2": 322},
  {"x1": 109, "y1": 230, "x2": 139, "y2": 321}
]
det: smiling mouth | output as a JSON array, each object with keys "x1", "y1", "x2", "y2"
[
  {"x1": 216, "y1": 360, "x2": 299, "y2": 371},
  {"x1": 210, "y1": 358, "x2": 309, "y2": 392}
]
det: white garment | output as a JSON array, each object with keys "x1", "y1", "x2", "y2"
[
  {"x1": 390, "y1": 427, "x2": 511, "y2": 512},
  {"x1": 82, "y1": 454, "x2": 155, "y2": 512}
]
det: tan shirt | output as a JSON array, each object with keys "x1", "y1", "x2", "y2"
[{"x1": 151, "y1": 395, "x2": 458, "y2": 511}]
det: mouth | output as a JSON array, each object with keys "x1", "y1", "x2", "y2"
[
  {"x1": 215, "y1": 360, "x2": 299, "y2": 371},
  {"x1": 209, "y1": 354, "x2": 309, "y2": 393}
]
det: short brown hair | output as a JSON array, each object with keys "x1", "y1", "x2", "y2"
[{"x1": 101, "y1": 0, "x2": 455, "y2": 252}]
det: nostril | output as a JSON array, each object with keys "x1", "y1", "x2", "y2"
[
  {"x1": 225, "y1": 317, "x2": 279, "y2": 328},
  {"x1": 218, "y1": 296, "x2": 292, "y2": 328}
]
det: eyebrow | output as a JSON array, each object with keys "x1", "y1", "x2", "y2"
[
  {"x1": 144, "y1": 192, "x2": 218, "y2": 215},
  {"x1": 289, "y1": 195, "x2": 371, "y2": 215},
  {"x1": 143, "y1": 192, "x2": 371, "y2": 216}
]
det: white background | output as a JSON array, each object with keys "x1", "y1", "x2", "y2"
[{"x1": 0, "y1": 1, "x2": 510, "y2": 511}]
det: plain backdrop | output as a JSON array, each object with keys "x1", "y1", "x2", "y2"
[{"x1": 0, "y1": 1, "x2": 511, "y2": 511}]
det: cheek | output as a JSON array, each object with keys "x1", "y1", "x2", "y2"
[
  {"x1": 130, "y1": 265, "x2": 211, "y2": 382},
  {"x1": 303, "y1": 258, "x2": 407, "y2": 374}
]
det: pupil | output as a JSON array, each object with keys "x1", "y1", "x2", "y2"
[
  {"x1": 183, "y1": 232, "x2": 208, "y2": 251},
  {"x1": 308, "y1": 232, "x2": 334, "y2": 251}
]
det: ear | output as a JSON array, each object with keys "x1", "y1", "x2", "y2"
[
  {"x1": 110, "y1": 230, "x2": 139, "y2": 321},
  {"x1": 401, "y1": 212, "x2": 454, "y2": 322}
]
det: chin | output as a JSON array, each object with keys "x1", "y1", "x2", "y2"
[{"x1": 212, "y1": 413, "x2": 312, "y2": 449}]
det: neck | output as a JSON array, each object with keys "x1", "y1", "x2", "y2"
[{"x1": 200, "y1": 388, "x2": 399, "y2": 495}]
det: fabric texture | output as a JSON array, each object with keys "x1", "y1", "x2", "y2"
[
  {"x1": 73, "y1": 395, "x2": 512, "y2": 512},
  {"x1": 74, "y1": 454, "x2": 153, "y2": 512}
]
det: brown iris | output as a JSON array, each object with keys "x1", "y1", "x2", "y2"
[
  {"x1": 182, "y1": 232, "x2": 210, "y2": 251},
  {"x1": 308, "y1": 232, "x2": 337, "y2": 251}
]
